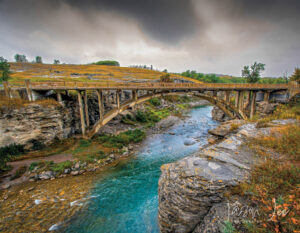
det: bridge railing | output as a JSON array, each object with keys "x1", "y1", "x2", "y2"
[{"x1": 7, "y1": 80, "x2": 289, "y2": 90}]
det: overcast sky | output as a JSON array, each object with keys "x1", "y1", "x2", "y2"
[{"x1": 0, "y1": 0, "x2": 299, "y2": 76}]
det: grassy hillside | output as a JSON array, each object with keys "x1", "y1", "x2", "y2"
[{"x1": 8, "y1": 63, "x2": 200, "y2": 83}]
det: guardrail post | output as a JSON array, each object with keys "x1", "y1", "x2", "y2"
[
  {"x1": 77, "y1": 91, "x2": 86, "y2": 136},
  {"x1": 250, "y1": 91, "x2": 257, "y2": 119},
  {"x1": 25, "y1": 79, "x2": 33, "y2": 101},
  {"x1": 84, "y1": 90, "x2": 90, "y2": 128},
  {"x1": 96, "y1": 90, "x2": 104, "y2": 120},
  {"x1": 3, "y1": 81, "x2": 11, "y2": 98}
]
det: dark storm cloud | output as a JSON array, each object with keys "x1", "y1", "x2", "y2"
[
  {"x1": 63, "y1": 0, "x2": 197, "y2": 44},
  {"x1": 0, "y1": 0, "x2": 299, "y2": 76}
]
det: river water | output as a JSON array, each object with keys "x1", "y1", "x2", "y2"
[{"x1": 64, "y1": 105, "x2": 218, "y2": 233}]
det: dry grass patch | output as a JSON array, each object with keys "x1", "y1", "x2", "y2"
[{"x1": 240, "y1": 124, "x2": 300, "y2": 232}]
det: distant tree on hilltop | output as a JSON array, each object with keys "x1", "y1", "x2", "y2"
[
  {"x1": 242, "y1": 62, "x2": 265, "y2": 83},
  {"x1": 54, "y1": 59, "x2": 60, "y2": 64},
  {"x1": 0, "y1": 56, "x2": 11, "y2": 82},
  {"x1": 92, "y1": 60, "x2": 120, "y2": 66},
  {"x1": 160, "y1": 73, "x2": 173, "y2": 83},
  {"x1": 290, "y1": 68, "x2": 300, "y2": 84},
  {"x1": 14, "y1": 54, "x2": 28, "y2": 63},
  {"x1": 35, "y1": 56, "x2": 43, "y2": 63}
]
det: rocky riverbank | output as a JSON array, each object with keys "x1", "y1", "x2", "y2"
[
  {"x1": 158, "y1": 118, "x2": 296, "y2": 232},
  {"x1": 0, "y1": 95, "x2": 209, "y2": 190}
]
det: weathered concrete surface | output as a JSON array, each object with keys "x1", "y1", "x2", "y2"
[{"x1": 158, "y1": 119, "x2": 295, "y2": 233}]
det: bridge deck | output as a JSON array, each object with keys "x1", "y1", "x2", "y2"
[{"x1": 7, "y1": 81, "x2": 289, "y2": 91}]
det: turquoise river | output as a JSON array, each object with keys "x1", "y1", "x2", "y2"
[{"x1": 63, "y1": 105, "x2": 218, "y2": 233}]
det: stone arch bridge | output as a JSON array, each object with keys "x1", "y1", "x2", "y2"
[{"x1": 3, "y1": 81, "x2": 299, "y2": 138}]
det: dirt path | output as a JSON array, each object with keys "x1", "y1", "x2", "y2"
[{"x1": 0, "y1": 153, "x2": 74, "y2": 187}]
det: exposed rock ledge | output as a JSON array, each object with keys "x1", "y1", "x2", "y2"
[{"x1": 158, "y1": 119, "x2": 296, "y2": 233}]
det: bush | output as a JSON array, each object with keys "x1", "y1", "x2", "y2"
[
  {"x1": 30, "y1": 140, "x2": 45, "y2": 150},
  {"x1": 149, "y1": 97, "x2": 161, "y2": 107},
  {"x1": 97, "y1": 129, "x2": 146, "y2": 149},
  {"x1": 160, "y1": 73, "x2": 173, "y2": 82},
  {"x1": 0, "y1": 144, "x2": 24, "y2": 157},
  {"x1": 136, "y1": 110, "x2": 160, "y2": 123},
  {"x1": 50, "y1": 160, "x2": 73, "y2": 173},
  {"x1": 92, "y1": 60, "x2": 120, "y2": 66}
]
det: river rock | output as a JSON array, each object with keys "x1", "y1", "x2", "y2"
[
  {"x1": 39, "y1": 171, "x2": 53, "y2": 180},
  {"x1": 155, "y1": 116, "x2": 180, "y2": 129},
  {"x1": 1, "y1": 184, "x2": 11, "y2": 189},
  {"x1": 64, "y1": 168, "x2": 71, "y2": 174},
  {"x1": 211, "y1": 107, "x2": 231, "y2": 122},
  {"x1": 208, "y1": 120, "x2": 244, "y2": 137},
  {"x1": 74, "y1": 162, "x2": 80, "y2": 170},
  {"x1": 158, "y1": 121, "x2": 272, "y2": 232},
  {"x1": 183, "y1": 139, "x2": 196, "y2": 146},
  {"x1": 70, "y1": 171, "x2": 79, "y2": 176}
]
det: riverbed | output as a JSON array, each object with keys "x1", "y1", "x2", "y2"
[{"x1": 63, "y1": 105, "x2": 219, "y2": 233}]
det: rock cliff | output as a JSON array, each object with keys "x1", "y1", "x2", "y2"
[
  {"x1": 0, "y1": 103, "x2": 73, "y2": 149},
  {"x1": 158, "y1": 119, "x2": 295, "y2": 233}
]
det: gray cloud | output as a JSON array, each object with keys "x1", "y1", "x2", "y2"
[{"x1": 0, "y1": 0, "x2": 299, "y2": 76}]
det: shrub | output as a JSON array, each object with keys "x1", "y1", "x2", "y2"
[
  {"x1": 149, "y1": 97, "x2": 161, "y2": 107},
  {"x1": 30, "y1": 140, "x2": 45, "y2": 150},
  {"x1": 97, "y1": 129, "x2": 146, "y2": 149},
  {"x1": 136, "y1": 110, "x2": 160, "y2": 123},
  {"x1": 50, "y1": 160, "x2": 73, "y2": 173},
  {"x1": 160, "y1": 73, "x2": 173, "y2": 83},
  {"x1": 92, "y1": 60, "x2": 120, "y2": 66},
  {"x1": 29, "y1": 162, "x2": 39, "y2": 171},
  {"x1": 0, "y1": 144, "x2": 24, "y2": 157}
]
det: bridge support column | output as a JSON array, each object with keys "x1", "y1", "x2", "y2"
[
  {"x1": 224, "y1": 91, "x2": 231, "y2": 103},
  {"x1": 264, "y1": 91, "x2": 270, "y2": 102},
  {"x1": 238, "y1": 91, "x2": 244, "y2": 111},
  {"x1": 3, "y1": 81, "x2": 11, "y2": 98},
  {"x1": 250, "y1": 91, "x2": 257, "y2": 119},
  {"x1": 84, "y1": 91, "x2": 90, "y2": 128},
  {"x1": 116, "y1": 90, "x2": 120, "y2": 109},
  {"x1": 56, "y1": 91, "x2": 63, "y2": 105},
  {"x1": 245, "y1": 91, "x2": 251, "y2": 108},
  {"x1": 77, "y1": 91, "x2": 86, "y2": 136},
  {"x1": 96, "y1": 90, "x2": 104, "y2": 120},
  {"x1": 212, "y1": 91, "x2": 217, "y2": 97},
  {"x1": 235, "y1": 91, "x2": 240, "y2": 108},
  {"x1": 25, "y1": 79, "x2": 33, "y2": 101}
]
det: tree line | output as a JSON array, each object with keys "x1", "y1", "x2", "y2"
[{"x1": 180, "y1": 62, "x2": 299, "y2": 84}]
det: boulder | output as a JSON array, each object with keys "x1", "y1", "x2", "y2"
[
  {"x1": 155, "y1": 116, "x2": 180, "y2": 129},
  {"x1": 208, "y1": 120, "x2": 244, "y2": 137},
  {"x1": 39, "y1": 171, "x2": 53, "y2": 180},
  {"x1": 211, "y1": 107, "x2": 231, "y2": 122}
]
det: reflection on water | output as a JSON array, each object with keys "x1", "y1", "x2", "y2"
[{"x1": 64, "y1": 106, "x2": 218, "y2": 233}]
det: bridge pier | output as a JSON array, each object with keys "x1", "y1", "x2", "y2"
[
  {"x1": 235, "y1": 91, "x2": 240, "y2": 108},
  {"x1": 264, "y1": 91, "x2": 270, "y2": 102},
  {"x1": 238, "y1": 91, "x2": 244, "y2": 111},
  {"x1": 77, "y1": 91, "x2": 86, "y2": 136},
  {"x1": 84, "y1": 91, "x2": 90, "y2": 128},
  {"x1": 224, "y1": 91, "x2": 231, "y2": 103},
  {"x1": 96, "y1": 90, "x2": 104, "y2": 120},
  {"x1": 245, "y1": 91, "x2": 251, "y2": 109},
  {"x1": 25, "y1": 79, "x2": 33, "y2": 101},
  {"x1": 250, "y1": 91, "x2": 257, "y2": 119},
  {"x1": 3, "y1": 81, "x2": 11, "y2": 98},
  {"x1": 116, "y1": 90, "x2": 120, "y2": 109},
  {"x1": 56, "y1": 91, "x2": 63, "y2": 106}
]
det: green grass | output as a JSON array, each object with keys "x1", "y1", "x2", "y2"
[
  {"x1": 0, "y1": 144, "x2": 25, "y2": 173},
  {"x1": 96, "y1": 129, "x2": 146, "y2": 149},
  {"x1": 29, "y1": 160, "x2": 74, "y2": 174}
]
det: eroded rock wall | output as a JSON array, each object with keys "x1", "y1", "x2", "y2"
[
  {"x1": 158, "y1": 119, "x2": 295, "y2": 232},
  {"x1": 0, "y1": 103, "x2": 73, "y2": 149}
]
